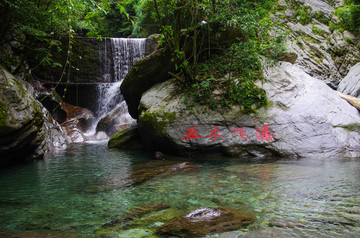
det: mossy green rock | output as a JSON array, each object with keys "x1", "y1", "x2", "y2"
[
  {"x1": 0, "y1": 66, "x2": 46, "y2": 166},
  {"x1": 0, "y1": 66, "x2": 67, "y2": 167},
  {"x1": 108, "y1": 126, "x2": 143, "y2": 149}
]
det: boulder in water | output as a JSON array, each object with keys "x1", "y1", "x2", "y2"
[
  {"x1": 108, "y1": 126, "x2": 143, "y2": 149},
  {"x1": 157, "y1": 207, "x2": 256, "y2": 237}
]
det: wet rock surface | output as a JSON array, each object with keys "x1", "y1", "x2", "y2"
[
  {"x1": 157, "y1": 207, "x2": 256, "y2": 237},
  {"x1": 60, "y1": 103, "x2": 94, "y2": 143}
]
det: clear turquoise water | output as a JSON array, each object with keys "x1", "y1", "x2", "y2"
[{"x1": 0, "y1": 142, "x2": 359, "y2": 237}]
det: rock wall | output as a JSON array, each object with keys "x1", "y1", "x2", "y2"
[
  {"x1": 276, "y1": 0, "x2": 360, "y2": 88},
  {"x1": 0, "y1": 66, "x2": 67, "y2": 167}
]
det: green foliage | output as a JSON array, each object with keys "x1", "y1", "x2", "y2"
[
  {"x1": 329, "y1": 22, "x2": 337, "y2": 32},
  {"x1": 344, "y1": 37, "x2": 354, "y2": 44},
  {"x1": 184, "y1": 37, "x2": 275, "y2": 113},
  {"x1": 312, "y1": 26, "x2": 327, "y2": 37},
  {"x1": 149, "y1": 0, "x2": 286, "y2": 113},
  {"x1": 335, "y1": 2, "x2": 360, "y2": 35},
  {"x1": 313, "y1": 11, "x2": 330, "y2": 25},
  {"x1": 294, "y1": 6, "x2": 312, "y2": 25}
]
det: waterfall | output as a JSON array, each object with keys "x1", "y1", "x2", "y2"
[
  {"x1": 96, "y1": 38, "x2": 146, "y2": 117},
  {"x1": 86, "y1": 38, "x2": 146, "y2": 139}
]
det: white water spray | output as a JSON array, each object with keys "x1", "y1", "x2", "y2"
[
  {"x1": 96, "y1": 38, "x2": 146, "y2": 118},
  {"x1": 86, "y1": 38, "x2": 146, "y2": 139}
]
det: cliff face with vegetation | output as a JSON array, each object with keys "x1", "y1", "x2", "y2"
[{"x1": 113, "y1": 0, "x2": 360, "y2": 158}]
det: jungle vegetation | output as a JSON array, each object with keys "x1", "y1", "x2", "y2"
[{"x1": 2, "y1": 0, "x2": 358, "y2": 111}]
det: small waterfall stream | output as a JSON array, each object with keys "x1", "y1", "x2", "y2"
[
  {"x1": 97, "y1": 38, "x2": 146, "y2": 118},
  {"x1": 88, "y1": 38, "x2": 146, "y2": 138}
]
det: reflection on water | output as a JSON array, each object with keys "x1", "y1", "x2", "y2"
[{"x1": 0, "y1": 142, "x2": 359, "y2": 237}]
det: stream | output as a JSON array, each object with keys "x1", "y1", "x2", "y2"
[{"x1": 0, "y1": 142, "x2": 359, "y2": 237}]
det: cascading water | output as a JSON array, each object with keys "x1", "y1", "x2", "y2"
[
  {"x1": 88, "y1": 38, "x2": 146, "y2": 138},
  {"x1": 97, "y1": 38, "x2": 146, "y2": 118}
]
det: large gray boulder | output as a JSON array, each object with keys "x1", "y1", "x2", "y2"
[
  {"x1": 0, "y1": 66, "x2": 67, "y2": 167},
  {"x1": 138, "y1": 62, "x2": 360, "y2": 158},
  {"x1": 338, "y1": 63, "x2": 360, "y2": 98}
]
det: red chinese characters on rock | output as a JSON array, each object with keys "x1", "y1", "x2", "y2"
[
  {"x1": 182, "y1": 125, "x2": 276, "y2": 142},
  {"x1": 182, "y1": 126, "x2": 202, "y2": 140},
  {"x1": 256, "y1": 125, "x2": 276, "y2": 141},
  {"x1": 207, "y1": 125, "x2": 224, "y2": 141},
  {"x1": 232, "y1": 128, "x2": 250, "y2": 140}
]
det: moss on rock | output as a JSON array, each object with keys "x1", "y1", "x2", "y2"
[
  {"x1": 108, "y1": 126, "x2": 143, "y2": 149},
  {"x1": 0, "y1": 102, "x2": 8, "y2": 127}
]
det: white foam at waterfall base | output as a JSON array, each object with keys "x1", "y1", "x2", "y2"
[
  {"x1": 96, "y1": 82, "x2": 123, "y2": 118},
  {"x1": 85, "y1": 38, "x2": 146, "y2": 141}
]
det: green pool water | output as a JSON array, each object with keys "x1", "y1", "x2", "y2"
[{"x1": 0, "y1": 142, "x2": 359, "y2": 237}]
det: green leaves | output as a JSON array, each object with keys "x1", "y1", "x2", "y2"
[{"x1": 335, "y1": 3, "x2": 360, "y2": 35}]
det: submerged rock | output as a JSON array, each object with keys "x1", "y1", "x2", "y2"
[
  {"x1": 157, "y1": 207, "x2": 256, "y2": 237},
  {"x1": 338, "y1": 62, "x2": 360, "y2": 98},
  {"x1": 138, "y1": 63, "x2": 360, "y2": 158},
  {"x1": 0, "y1": 66, "x2": 67, "y2": 167},
  {"x1": 85, "y1": 161, "x2": 199, "y2": 193},
  {"x1": 104, "y1": 203, "x2": 170, "y2": 227}
]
